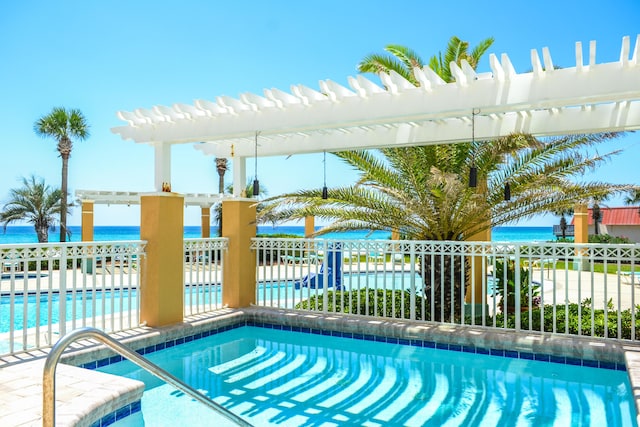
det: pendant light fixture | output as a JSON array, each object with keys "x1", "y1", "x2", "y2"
[
  {"x1": 253, "y1": 131, "x2": 260, "y2": 197},
  {"x1": 321, "y1": 151, "x2": 328, "y2": 199},
  {"x1": 504, "y1": 181, "x2": 511, "y2": 201},
  {"x1": 469, "y1": 109, "x2": 478, "y2": 188}
]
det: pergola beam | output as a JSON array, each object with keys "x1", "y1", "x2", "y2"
[
  {"x1": 111, "y1": 36, "x2": 640, "y2": 160},
  {"x1": 75, "y1": 190, "x2": 223, "y2": 208}
]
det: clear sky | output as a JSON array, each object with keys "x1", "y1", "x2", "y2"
[{"x1": 0, "y1": 0, "x2": 638, "y2": 227}]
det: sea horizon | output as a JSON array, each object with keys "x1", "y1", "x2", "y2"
[{"x1": 0, "y1": 225, "x2": 556, "y2": 244}]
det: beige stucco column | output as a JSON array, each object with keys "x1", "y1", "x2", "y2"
[
  {"x1": 465, "y1": 224, "x2": 491, "y2": 307},
  {"x1": 304, "y1": 216, "x2": 315, "y2": 238},
  {"x1": 139, "y1": 193, "x2": 184, "y2": 327},
  {"x1": 222, "y1": 199, "x2": 256, "y2": 308},
  {"x1": 573, "y1": 203, "x2": 589, "y2": 270},
  {"x1": 81, "y1": 201, "x2": 94, "y2": 242},
  {"x1": 465, "y1": 178, "x2": 491, "y2": 309},
  {"x1": 574, "y1": 203, "x2": 589, "y2": 244},
  {"x1": 81, "y1": 201, "x2": 95, "y2": 273},
  {"x1": 201, "y1": 207, "x2": 211, "y2": 238},
  {"x1": 391, "y1": 229, "x2": 400, "y2": 240}
]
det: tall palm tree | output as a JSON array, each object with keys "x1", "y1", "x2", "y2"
[
  {"x1": 553, "y1": 207, "x2": 574, "y2": 240},
  {"x1": 589, "y1": 195, "x2": 610, "y2": 235},
  {"x1": 215, "y1": 158, "x2": 228, "y2": 194},
  {"x1": 34, "y1": 107, "x2": 89, "y2": 242},
  {"x1": 214, "y1": 157, "x2": 228, "y2": 236},
  {"x1": 260, "y1": 37, "x2": 634, "y2": 321},
  {"x1": 0, "y1": 176, "x2": 63, "y2": 243}
]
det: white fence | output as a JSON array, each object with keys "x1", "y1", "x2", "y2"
[
  {"x1": 252, "y1": 238, "x2": 640, "y2": 341},
  {"x1": 0, "y1": 241, "x2": 145, "y2": 356},
  {"x1": 183, "y1": 238, "x2": 227, "y2": 316}
]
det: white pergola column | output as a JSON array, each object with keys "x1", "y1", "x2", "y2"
[
  {"x1": 232, "y1": 156, "x2": 247, "y2": 197},
  {"x1": 154, "y1": 142, "x2": 172, "y2": 192}
]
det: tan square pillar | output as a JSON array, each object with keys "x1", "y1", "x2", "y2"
[
  {"x1": 140, "y1": 193, "x2": 184, "y2": 327},
  {"x1": 201, "y1": 207, "x2": 211, "y2": 238},
  {"x1": 81, "y1": 201, "x2": 94, "y2": 242},
  {"x1": 304, "y1": 216, "x2": 315, "y2": 238},
  {"x1": 573, "y1": 203, "x2": 589, "y2": 244},
  {"x1": 222, "y1": 199, "x2": 256, "y2": 308},
  {"x1": 573, "y1": 203, "x2": 589, "y2": 271}
]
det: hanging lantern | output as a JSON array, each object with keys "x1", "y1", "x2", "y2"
[
  {"x1": 321, "y1": 151, "x2": 328, "y2": 199},
  {"x1": 504, "y1": 182, "x2": 511, "y2": 201},
  {"x1": 469, "y1": 166, "x2": 477, "y2": 188}
]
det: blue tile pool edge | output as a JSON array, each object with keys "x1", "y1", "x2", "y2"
[
  {"x1": 81, "y1": 319, "x2": 626, "y2": 372},
  {"x1": 89, "y1": 400, "x2": 141, "y2": 427}
]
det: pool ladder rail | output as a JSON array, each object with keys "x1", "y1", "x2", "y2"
[{"x1": 43, "y1": 327, "x2": 253, "y2": 427}]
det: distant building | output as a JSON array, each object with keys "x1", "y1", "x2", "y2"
[{"x1": 570, "y1": 207, "x2": 640, "y2": 243}]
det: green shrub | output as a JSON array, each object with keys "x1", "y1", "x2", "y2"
[
  {"x1": 295, "y1": 289, "x2": 428, "y2": 320},
  {"x1": 588, "y1": 234, "x2": 632, "y2": 244},
  {"x1": 493, "y1": 259, "x2": 540, "y2": 312},
  {"x1": 495, "y1": 300, "x2": 640, "y2": 340}
]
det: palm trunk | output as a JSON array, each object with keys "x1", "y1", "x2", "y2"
[
  {"x1": 60, "y1": 155, "x2": 69, "y2": 242},
  {"x1": 36, "y1": 225, "x2": 49, "y2": 243},
  {"x1": 421, "y1": 254, "x2": 465, "y2": 322}
]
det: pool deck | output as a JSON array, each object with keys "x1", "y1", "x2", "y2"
[
  {"x1": 0, "y1": 355, "x2": 143, "y2": 427},
  {"x1": 1, "y1": 307, "x2": 640, "y2": 426}
]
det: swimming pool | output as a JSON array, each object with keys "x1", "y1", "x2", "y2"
[
  {"x1": 0, "y1": 286, "x2": 218, "y2": 334},
  {"x1": 0, "y1": 272, "x2": 423, "y2": 333},
  {"x1": 98, "y1": 325, "x2": 637, "y2": 426}
]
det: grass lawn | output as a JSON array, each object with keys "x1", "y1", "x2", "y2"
[{"x1": 554, "y1": 261, "x2": 637, "y2": 274}]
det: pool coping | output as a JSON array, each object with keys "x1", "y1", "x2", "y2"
[{"x1": 3, "y1": 307, "x2": 640, "y2": 426}]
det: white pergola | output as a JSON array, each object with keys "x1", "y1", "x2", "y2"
[
  {"x1": 74, "y1": 190, "x2": 224, "y2": 207},
  {"x1": 111, "y1": 35, "x2": 640, "y2": 197}
]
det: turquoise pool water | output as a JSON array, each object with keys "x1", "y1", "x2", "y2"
[{"x1": 98, "y1": 326, "x2": 637, "y2": 427}]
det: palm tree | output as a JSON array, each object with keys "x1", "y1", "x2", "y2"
[
  {"x1": 34, "y1": 107, "x2": 89, "y2": 242},
  {"x1": 357, "y1": 36, "x2": 494, "y2": 84},
  {"x1": 553, "y1": 207, "x2": 574, "y2": 240},
  {"x1": 214, "y1": 157, "x2": 228, "y2": 235},
  {"x1": 589, "y1": 195, "x2": 609, "y2": 235},
  {"x1": 260, "y1": 37, "x2": 634, "y2": 321},
  {"x1": 0, "y1": 176, "x2": 63, "y2": 243},
  {"x1": 215, "y1": 158, "x2": 228, "y2": 194},
  {"x1": 625, "y1": 189, "x2": 640, "y2": 215}
]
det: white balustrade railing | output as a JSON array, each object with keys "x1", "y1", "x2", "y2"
[
  {"x1": 183, "y1": 238, "x2": 227, "y2": 316},
  {"x1": 0, "y1": 241, "x2": 145, "y2": 356},
  {"x1": 252, "y1": 238, "x2": 640, "y2": 341}
]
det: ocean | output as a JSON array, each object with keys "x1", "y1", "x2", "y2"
[{"x1": 0, "y1": 225, "x2": 555, "y2": 244}]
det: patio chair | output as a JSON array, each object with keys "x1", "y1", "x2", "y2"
[{"x1": 621, "y1": 271, "x2": 640, "y2": 285}]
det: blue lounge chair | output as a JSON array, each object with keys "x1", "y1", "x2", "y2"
[{"x1": 295, "y1": 245, "x2": 342, "y2": 290}]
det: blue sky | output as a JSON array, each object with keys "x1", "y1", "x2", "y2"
[{"x1": 0, "y1": 0, "x2": 638, "y2": 227}]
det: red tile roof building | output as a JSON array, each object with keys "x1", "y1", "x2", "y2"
[{"x1": 571, "y1": 207, "x2": 640, "y2": 242}]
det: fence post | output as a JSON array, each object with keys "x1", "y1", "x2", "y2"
[{"x1": 58, "y1": 245, "x2": 67, "y2": 337}]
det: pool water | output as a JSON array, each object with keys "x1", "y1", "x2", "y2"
[{"x1": 98, "y1": 326, "x2": 637, "y2": 427}]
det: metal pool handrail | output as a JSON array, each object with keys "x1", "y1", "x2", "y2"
[{"x1": 43, "y1": 327, "x2": 253, "y2": 427}]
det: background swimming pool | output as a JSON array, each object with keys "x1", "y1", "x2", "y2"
[
  {"x1": 99, "y1": 326, "x2": 637, "y2": 427},
  {"x1": 0, "y1": 272, "x2": 424, "y2": 333}
]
